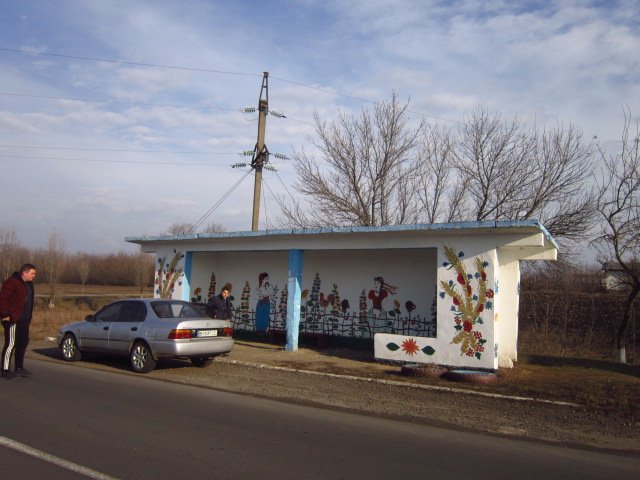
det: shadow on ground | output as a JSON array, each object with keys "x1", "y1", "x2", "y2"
[{"x1": 32, "y1": 346, "x2": 194, "y2": 372}]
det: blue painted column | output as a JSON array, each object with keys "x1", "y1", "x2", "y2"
[
  {"x1": 181, "y1": 251, "x2": 193, "y2": 302},
  {"x1": 286, "y1": 249, "x2": 303, "y2": 352}
]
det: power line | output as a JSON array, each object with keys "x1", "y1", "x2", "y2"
[
  {"x1": 270, "y1": 75, "x2": 377, "y2": 105},
  {"x1": 279, "y1": 115, "x2": 314, "y2": 126},
  {"x1": 0, "y1": 91, "x2": 239, "y2": 112},
  {"x1": 1, "y1": 89, "x2": 315, "y2": 128},
  {"x1": 1, "y1": 48, "x2": 462, "y2": 125},
  {"x1": 0, "y1": 48, "x2": 261, "y2": 77},
  {"x1": 273, "y1": 168, "x2": 300, "y2": 207},
  {"x1": 0, "y1": 144, "x2": 238, "y2": 155},
  {"x1": 190, "y1": 169, "x2": 253, "y2": 231},
  {"x1": 0, "y1": 154, "x2": 233, "y2": 166}
]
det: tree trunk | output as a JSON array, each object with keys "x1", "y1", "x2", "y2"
[
  {"x1": 618, "y1": 346, "x2": 626, "y2": 364},
  {"x1": 617, "y1": 286, "x2": 639, "y2": 364}
]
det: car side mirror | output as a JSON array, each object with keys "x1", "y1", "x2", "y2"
[{"x1": 85, "y1": 314, "x2": 95, "y2": 321}]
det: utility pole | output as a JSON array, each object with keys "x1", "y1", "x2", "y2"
[{"x1": 251, "y1": 72, "x2": 269, "y2": 231}]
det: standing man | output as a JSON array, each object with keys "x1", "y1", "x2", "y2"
[
  {"x1": 206, "y1": 283, "x2": 233, "y2": 320},
  {"x1": 1, "y1": 263, "x2": 37, "y2": 379}
]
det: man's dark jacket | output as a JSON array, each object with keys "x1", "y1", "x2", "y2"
[
  {"x1": 206, "y1": 294, "x2": 232, "y2": 320},
  {"x1": 0, "y1": 272, "x2": 34, "y2": 323}
]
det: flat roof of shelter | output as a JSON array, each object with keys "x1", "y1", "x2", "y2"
[{"x1": 126, "y1": 219, "x2": 558, "y2": 252}]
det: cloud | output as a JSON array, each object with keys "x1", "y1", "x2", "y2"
[{"x1": 0, "y1": 0, "x2": 638, "y2": 253}]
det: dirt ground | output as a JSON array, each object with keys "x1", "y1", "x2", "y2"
[{"x1": 28, "y1": 337, "x2": 640, "y2": 457}]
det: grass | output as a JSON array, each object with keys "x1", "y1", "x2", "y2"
[{"x1": 494, "y1": 356, "x2": 640, "y2": 416}]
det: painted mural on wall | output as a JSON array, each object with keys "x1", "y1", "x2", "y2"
[
  {"x1": 439, "y1": 246, "x2": 492, "y2": 360},
  {"x1": 155, "y1": 250, "x2": 184, "y2": 299},
  {"x1": 255, "y1": 272, "x2": 271, "y2": 333},
  {"x1": 191, "y1": 270, "x2": 436, "y2": 339},
  {"x1": 382, "y1": 337, "x2": 436, "y2": 358},
  {"x1": 375, "y1": 244, "x2": 494, "y2": 368}
]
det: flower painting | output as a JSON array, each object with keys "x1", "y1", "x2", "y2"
[{"x1": 440, "y1": 246, "x2": 490, "y2": 360}]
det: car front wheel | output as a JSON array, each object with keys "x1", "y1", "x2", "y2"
[
  {"x1": 190, "y1": 356, "x2": 213, "y2": 368},
  {"x1": 61, "y1": 333, "x2": 82, "y2": 362},
  {"x1": 130, "y1": 342, "x2": 157, "y2": 373}
]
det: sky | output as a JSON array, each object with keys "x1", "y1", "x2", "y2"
[{"x1": 0, "y1": 0, "x2": 638, "y2": 254}]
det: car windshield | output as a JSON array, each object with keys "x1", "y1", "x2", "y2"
[{"x1": 151, "y1": 301, "x2": 202, "y2": 319}]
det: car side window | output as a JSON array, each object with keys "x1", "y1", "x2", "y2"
[
  {"x1": 94, "y1": 302, "x2": 123, "y2": 323},
  {"x1": 117, "y1": 301, "x2": 147, "y2": 323},
  {"x1": 152, "y1": 302, "x2": 174, "y2": 318}
]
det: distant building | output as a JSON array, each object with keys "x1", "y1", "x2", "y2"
[
  {"x1": 127, "y1": 220, "x2": 558, "y2": 369},
  {"x1": 601, "y1": 261, "x2": 638, "y2": 291}
]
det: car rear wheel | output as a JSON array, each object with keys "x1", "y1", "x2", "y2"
[
  {"x1": 130, "y1": 341, "x2": 157, "y2": 373},
  {"x1": 61, "y1": 333, "x2": 82, "y2": 362},
  {"x1": 190, "y1": 356, "x2": 213, "y2": 368}
]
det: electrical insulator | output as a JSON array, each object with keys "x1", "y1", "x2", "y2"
[{"x1": 240, "y1": 107, "x2": 256, "y2": 113}]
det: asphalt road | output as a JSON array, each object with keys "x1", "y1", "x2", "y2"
[{"x1": 0, "y1": 359, "x2": 638, "y2": 480}]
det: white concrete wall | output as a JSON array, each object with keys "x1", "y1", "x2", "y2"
[
  {"x1": 375, "y1": 240, "x2": 499, "y2": 370},
  {"x1": 437, "y1": 240, "x2": 497, "y2": 369},
  {"x1": 189, "y1": 250, "x2": 289, "y2": 332},
  {"x1": 189, "y1": 250, "x2": 289, "y2": 302},
  {"x1": 301, "y1": 249, "x2": 437, "y2": 337},
  {"x1": 186, "y1": 248, "x2": 437, "y2": 338},
  {"x1": 496, "y1": 251, "x2": 521, "y2": 366},
  {"x1": 142, "y1": 224, "x2": 557, "y2": 370}
]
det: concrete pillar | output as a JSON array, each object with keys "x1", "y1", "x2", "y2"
[
  {"x1": 181, "y1": 251, "x2": 192, "y2": 302},
  {"x1": 285, "y1": 249, "x2": 303, "y2": 352}
]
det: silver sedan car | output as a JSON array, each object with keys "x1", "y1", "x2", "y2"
[{"x1": 57, "y1": 299, "x2": 234, "y2": 373}]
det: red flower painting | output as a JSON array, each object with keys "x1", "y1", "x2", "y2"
[{"x1": 401, "y1": 338, "x2": 420, "y2": 356}]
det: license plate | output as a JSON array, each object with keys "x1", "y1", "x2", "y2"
[{"x1": 197, "y1": 329, "x2": 218, "y2": 338}]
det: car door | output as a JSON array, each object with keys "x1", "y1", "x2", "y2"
[
  {"x1": 81, "y1": 301, "x2": 123, "y2": 352},
  {"x1": 108, "y1": 301, "x2": 147, "y2": 354}
]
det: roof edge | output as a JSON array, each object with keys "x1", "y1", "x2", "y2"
[{"x1": 126, "y1": 219, "x2": 559, "y2": 250}]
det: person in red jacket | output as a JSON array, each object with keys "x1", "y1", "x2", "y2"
[{"x1": 0, "y1": 263, "x2": 37, "y2": 379}]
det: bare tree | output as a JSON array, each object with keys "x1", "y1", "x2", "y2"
[
  {"x1": 133, "y1": 252, "x2": 153, "y2": 297},
  {"x1": 166, "y1": 223, "x2": 194, "y2": 235},
  {"x1": 281, "y1": 99, "x2": 594, "y2": 242},
  {"x1": 201, "y1": 222, "x2": 227, "y2": 234},
  {"x1": 283, "y1": 93, "x2": 423, "y2": 227},
  {"x1": 513, "y1": 123, "x2": 595, "y2": 240},
  {"x1": 44, "y1": 230, "x2": 67, "y2": 308},
  {"x1": 0, "y1": 228, "x2": 25, "y2": 279},
  {"x1": 415, "y1": 107, "x2": 595, "y2": 241},
  {"x1": 592, "y1": 108, "x2": 640, "y2": 363},
  {"x1": 413, "y1": 124, "x2": 466, "y2": 223},
  {"x1": 78, "y1": 256, "x2": 90, "y2": 291},
  {"x1": 454, "y1": 107, "x2": 538, "y2": 220},
  {"x1": 166, "y1": 222, "x2": 226, "y2": 235}
]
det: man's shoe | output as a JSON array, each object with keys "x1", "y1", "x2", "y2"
[
  {"x1": 15, "y1": 368, "x2": 32, "y2": 377},
  {"x1": 1, "y1": 370, "x2": 16, "y2": 380}
]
